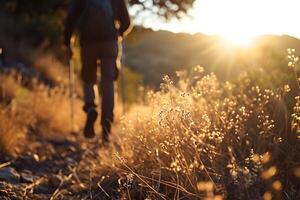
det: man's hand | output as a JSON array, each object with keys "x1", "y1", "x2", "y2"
[{"x1": 66, "y1": 46, "x2": 74, "y2": 60}]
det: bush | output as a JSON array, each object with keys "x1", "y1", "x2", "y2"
[
  {"x1": 0, "y1": 69, "x2": 85, "y2": 155},
  {"x1": 99, "y1": 66, "x2": 300, "y2": 199}
]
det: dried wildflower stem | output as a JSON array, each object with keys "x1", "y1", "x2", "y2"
[
  {"x1": 22, "y1": 177, "x2": 44, "y2": 198},
  {"x1": 115, "y1": 166, "x2": 199, "y2": 197},
  {"x1": 0, "y1": 161, "x2": 12, "y2": 169},
  {"x1": 293, "y1": 68, "x2": 300, "y2": 92},
  {"x1": 194, "y1": 150, "x2": 216, "y2": 186},
  {"x1": 50, "y1": 168, "x2": 75, "y2": 200},
  {"x1": 116, "y1": 155, "x2": 167, "y2": 200},
  {"x1": 176, "y1": 148, "x2": 197, "y2": 191},
  {"x1": 96, "y1": 182, "x2": 111, "y2": 199}
]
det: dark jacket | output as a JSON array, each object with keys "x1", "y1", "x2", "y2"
[{"x1": 64, "y1": 0, "x2": 131, "y2": 46}]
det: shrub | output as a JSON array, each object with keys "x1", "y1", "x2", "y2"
[
  {"x1": 0, "y1": 70, "x2": 85, "y2": 155},
  {"x1": 99, "y1": 66, "x2": 300, "y2": 199}
]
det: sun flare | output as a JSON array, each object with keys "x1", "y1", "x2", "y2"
[
  {"x1": 221, "y1": 33, "x2": 255, "y2": 46},
  {"x1": 139, "y1": 0, "x2": 300, "y2": 41}
]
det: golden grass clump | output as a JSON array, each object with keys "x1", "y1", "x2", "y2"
[
  {"x1": 0, "y1": 72, "x2": 24, "y2": 102},
  {"x1": 17, "y1": 85, "x2": 85, "y2": 136},
  {"x1": 0, "y1": 69, "x2": 85, "y2": 155},
  {"x1": 0, "y1": 73, "x2": 35, "y2": 154},
  {"x1": 33, "y1": 53, "x2": 70, "y2": 86},
  {"x1": 102, "y1": 66, "x2": 299, "y2": 199},
  {"x1": 0, "y1": 106, "x2": 28, "y2": 155}
]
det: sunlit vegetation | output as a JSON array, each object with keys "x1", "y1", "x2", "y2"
[
  {"x1": 92, "y1": 54, "x2": 299, "y2": 199},
  {"x1": 0, "y1": 55, "x2": 85, "y2": 155},
  {"x1": 0, "y1": 41, "x2": 299, "y2": 198}
]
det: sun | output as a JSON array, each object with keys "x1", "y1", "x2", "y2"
[
  {"x1": 140, "y1": 0, "x2": 300, "y2": 43},
  {"x1": 221, "y1": 33, "x2": 256, "y2": 47}
]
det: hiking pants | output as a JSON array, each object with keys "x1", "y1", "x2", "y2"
[{"x1": 80, "y1": 40, "x2": 118, "y2": 135}]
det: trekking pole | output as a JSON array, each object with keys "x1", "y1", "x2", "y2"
[
  {"x1": 69, "y1": 36, "x2": 76, "y2": 133},
  {"x1": 120, "y1": 38, "x2": 126, "y2": 115}
]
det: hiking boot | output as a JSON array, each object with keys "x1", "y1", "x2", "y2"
[
  {"x1": 101, "y1": 127, "x2": 110, "y2": 146},
  {"x1": 102, "y1": 135, "x2": 110, "y2": 146},
  {"x1": 83, "y1": 109, "x2": 98, "y2": 138}
]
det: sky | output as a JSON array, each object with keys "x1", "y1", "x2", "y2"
[{"x1": 131, "y1": 0, "x2": 300, "y2": 41}]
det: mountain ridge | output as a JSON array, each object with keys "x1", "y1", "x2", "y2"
[{"x1": 125, "y1": 27, "x2": 300, "y2": 87}]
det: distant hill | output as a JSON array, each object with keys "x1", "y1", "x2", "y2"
[{"x1": 125, "y1": 27, "x2": 300, "y2": 88}]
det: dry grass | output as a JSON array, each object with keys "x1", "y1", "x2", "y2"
[
  {"x1": 0, "y1": 47, "x2": 299, "y2": 199},
  {"x1": 32, "y1": 53, "x2": 70, "y2": 86},
  {"x1": 17, "y1": 85, "x2": 85, "y2": 136},
  {"x1": 0, "y1": 73, "x2": 34, "y2": 155},
  {"x1": 0, "y1": 72, "x2": 24, "y2": 102},
  {"x1": 0, "y1": 65, "x2": 85, "y2": 155},
  {"x1": 0, "y1": 106, "x2": 28, "y2": 155},
  {"x1": 96, "y1": 65, "x2": 300, "y2": 199}
]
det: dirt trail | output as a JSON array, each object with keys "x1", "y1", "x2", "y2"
[{"x1": 0, "y1": 131, "x2": 116, "y2": 200}]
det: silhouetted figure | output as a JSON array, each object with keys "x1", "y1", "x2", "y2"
[{"x1": 64, "y1": 0, "x2": 131, "y2": 144}]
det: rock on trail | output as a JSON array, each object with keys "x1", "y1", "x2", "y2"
[{"x1": 0, "y1": 167, "x2": 20, "y2": 184}]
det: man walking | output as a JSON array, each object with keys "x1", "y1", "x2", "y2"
[{"x1": 64, "y1": 0, "x2": 131, "y2": 143}]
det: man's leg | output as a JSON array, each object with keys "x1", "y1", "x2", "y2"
[
  {"x1": 100, "y1": 58, "x2": 117, "y2": 143},
  {"x1": 81, "y1": 45, "x2": 98, "y2": 138}
]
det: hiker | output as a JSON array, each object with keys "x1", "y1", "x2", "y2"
[{"x1": 64, "y1": 0, "x2": 131, "y2": 143}]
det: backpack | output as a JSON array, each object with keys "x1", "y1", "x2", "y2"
[{"x1": 79, "y1": 0, "x2": 117, "y2": 42}]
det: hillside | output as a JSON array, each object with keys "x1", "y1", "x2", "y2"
[{"x1": 125, "y1": 28, "x2": 300, "y2": 88}]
